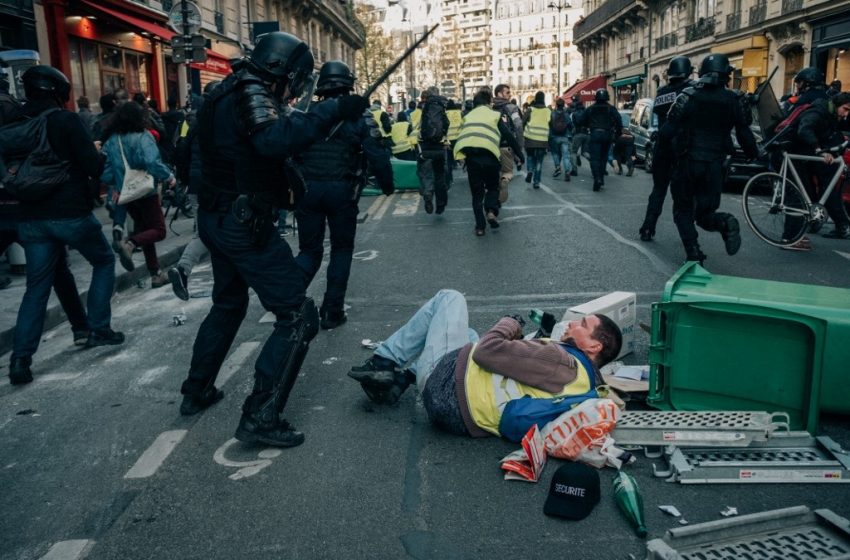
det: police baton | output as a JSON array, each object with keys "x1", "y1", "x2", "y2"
[{"x1": 325, "y1": 23, "x2": 439, "y2": 140}]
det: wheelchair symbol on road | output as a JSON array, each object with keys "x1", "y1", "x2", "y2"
[
  {"x1": 353, "y1": 250, "x2": 378, "y2": 261},
  {"x1": 213, "y1": 438, "x2": 282, "y2": 480}
]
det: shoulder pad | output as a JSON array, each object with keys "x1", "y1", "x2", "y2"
[
  {"x1": 234, "y1": 81, "x2": 279, "y2": 136},
  {"x1": 667, "y1": 88, "x2": 695, "y2": 122}
]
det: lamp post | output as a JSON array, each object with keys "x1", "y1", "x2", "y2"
[{"x1": 548, "y1": 1, "x2": 571, "y2": 97}]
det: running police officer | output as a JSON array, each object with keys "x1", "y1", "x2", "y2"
[
  {"x1": 666, "y1": 54, "x2": 758, "y2": 264},
  {"x1": 575, "y1": 89, "x2": 621, "y2": 191},
  {"x1": 178, "y1": 32, "x2": 369, "y2": 448},
  {"x1": 294, "y1": 60, "x2": 394, "y2": 330},
  {"x1": 639, "y1": 56, "x2": 694, "y2": 241}
]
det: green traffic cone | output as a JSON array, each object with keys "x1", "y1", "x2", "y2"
[{"x1": 613, "y1": 470, "x2": 648, "y2": 538}]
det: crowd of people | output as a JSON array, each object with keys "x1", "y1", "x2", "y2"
[{"x1": 2, "y1": 30, "x2": 849, "y2": 448}]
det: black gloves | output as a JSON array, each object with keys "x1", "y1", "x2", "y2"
[
  {"x1": 380, "y1": 181, "x2": 395, "y2": 196},
  {"x1": 338, "y1": 95, "x2": 369, "y2": 121},
  {"x1": 539, "y1": 312, "x2": 557, "y2": 337},
  {"x1": 505, "y1": 314, "x2": 526, "y2": 327}
]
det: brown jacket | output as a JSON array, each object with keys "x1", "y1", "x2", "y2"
[{"x1": 453, "y1": 317, "x2": 586, "y2": 437}]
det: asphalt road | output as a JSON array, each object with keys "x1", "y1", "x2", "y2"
[{"x1": 2, "y1": 158, "x2": 849, "y2": 560}]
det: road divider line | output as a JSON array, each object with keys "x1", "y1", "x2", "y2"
[
  {"x1": 371, "y1": 194, "x2": 395, "y2": 221},
  {"x1": 36, "y1": 372, "x2": 82, "y2": 382},
  {"x1": 39, "y1": 539, "x2": 94, "y2": 559},
  {"x1": 124, "y1": 430, "x2": 187, "y2": 479},
  {"x1": 216, "y1": 341, "x2": 261, "y2": 388}
]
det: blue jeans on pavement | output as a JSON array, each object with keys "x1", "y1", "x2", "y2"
[
  {"x1": 526, "y1": 148, "x2": 547, "y2": 187},
  {"x1": 551, "y1": 136, "x2": 573, "y2": 173},
  {"x1": 13, "y1": 214, "x2": 116, "y2": 359},
  {"x1": 375, "y1": 289, "x2": 479, "y2": 392}
]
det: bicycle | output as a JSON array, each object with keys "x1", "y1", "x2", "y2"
[{"x1": 741, "y1": 140, "x2": 849, "y2": 248}]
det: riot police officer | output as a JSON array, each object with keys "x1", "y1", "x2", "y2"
[
  {"x1": 294, "y1": 60, "x2": 394, "y2": 330},
  {"x1": 666, "y1": 53, "x2": 758, "y2": 263},
  {"x1": 178, "y1": 32, "x2": 369, "y2": 448},
  {"x1": 639, "y1": 56, "x2": 694, "y2": 241},
  {"x1": 575, "y1": 89, "x2": 621, "y2": 191}
]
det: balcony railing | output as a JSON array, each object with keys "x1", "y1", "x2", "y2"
[
  {"x1": 214, "y1": 10, "x2": 224, "y2": 33},
  {"x1": 726, "y1": 12, "x2": 741, "y2": 32},
  {"x1": 685, "y1": 16, "x2": 716, "y2": 42},
  {"x1": 748, "y1": 1, "x2": 766, "y2": 25},
  {"x1": 781, "y1": 0, "x2": 802, "y2": 14},
  {"x1": 654, "y1": 32, "x2": 678, "y2": 51},
  {"x1": 573, "y1": 0, "x2": 637, "y2": 42}
]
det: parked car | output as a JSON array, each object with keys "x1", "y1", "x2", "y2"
[{"x1": 628, "y1": 98, "x2": 657, "y2": 172}]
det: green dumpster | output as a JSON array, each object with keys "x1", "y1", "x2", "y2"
[
  {"x1": 391, "y1": 158, "x2": 419, "y2": 190},
  {"x1": 648, "y1": 262, "x2": 850, "y2": 431}
]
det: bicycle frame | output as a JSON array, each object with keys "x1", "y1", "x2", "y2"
[{"x1": 776, "y1": 151, "x2": 846, "y2": 213}]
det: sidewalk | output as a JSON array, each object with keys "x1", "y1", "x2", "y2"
[{"x1": 0, "y1": 205, "x2": 196, "y2": 356}]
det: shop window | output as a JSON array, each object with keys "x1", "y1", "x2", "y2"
[
  {"x1": 81, "y1": 42, "x2": 101, "y2": 101},
  {"x1": 125, "y1": 53, "x2": 149, "y2": 95},
  {"x1": 101, "y1": 46, "x2": 124, "y2": 71},
  {"x1": 69, "y1": 38, "x2": 85, "y2": 105}
]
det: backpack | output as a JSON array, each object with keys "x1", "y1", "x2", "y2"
[
  {"x1": 551, "y1": 109, "x2": 571, "y2": 134},
  {"x1": 419, "y1": 98, "x2": 446, "y2": 143},
  {"x1": 773, "y1": 102, "x2": 812, "y2": 136},
  {"x1": 0, "y1": 108, "x2": 71, "y2": 202}
]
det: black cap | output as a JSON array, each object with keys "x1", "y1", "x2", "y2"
[{"x1": 543, "y1": 462, "x2": 600, "y2": 520}]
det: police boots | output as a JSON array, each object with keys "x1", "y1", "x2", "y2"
[
  {"x1": 235, "y1": 384, "x2": 304, "y2": 448},
  {"x1": 684, "y1": 244, "x2": 707, "y2": 266}
]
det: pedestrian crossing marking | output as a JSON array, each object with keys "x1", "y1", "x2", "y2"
[
  {"x1": 124, "y1": 429, "x2": 187, "y2": 479},
  {"x1": 392, "y1": 192, "x2": 420, "y2": 216},
  {"x1": 39, "y1": 540, "x2": 93, "y2": 560}
]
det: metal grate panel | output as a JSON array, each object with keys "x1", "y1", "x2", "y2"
[{"x1": 612, "y1": 411, "x2": 788, "y2": 447}]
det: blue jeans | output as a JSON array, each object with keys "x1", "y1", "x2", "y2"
[
  {"x1": 375, "y1": 289, "x2": 479, "y2": 391},
  {"x1": 13, "y1": 214, "x2": 116, "y2": 359},
  {"x1": 551, "y1": 136, "x2": 573, "y2": 173},
  {"x1": 526, "y1": 148, "x2": 547, "y2": 186}
]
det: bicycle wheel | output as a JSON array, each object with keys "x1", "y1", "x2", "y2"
[{"x1": 742, "y1": 172, "x2": 810, "y2": 247}]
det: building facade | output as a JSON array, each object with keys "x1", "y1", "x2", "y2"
[
  {"x1": 440, "y1": 0, "x2": 491, "y2": 99},
  {"x1": 491, "y1": 0, "x2": 583, "y2": 105},
  {"x1": 574, "y1": 0, "x2": 850, "y2": 106},
  {"x1": 20, "y1": 0, "x2": 361, "y2": 111}
]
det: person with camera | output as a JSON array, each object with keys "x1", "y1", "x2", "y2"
[{"x1": 177, "y1": 32, "x2": 369, "y2": 449}]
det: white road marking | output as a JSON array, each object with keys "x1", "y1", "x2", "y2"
[
  {"x1": 364, "y1": 194, "x2": 388, "y2": 218},
  {"x1": 135, "y1": 366, "x2": 169, "y2": 386},
  {"x1": 213, "y1": 438, "x2": 282, "y2": 480},
  {"x1": 259, "y1": 311, "x2": 275, "y2": 323},
  {"x1": 39, "y1": 540, "x2": 94, "y2": 560},
  {"x1": 216, "y1": 341, "x2": 261, "y2": 388},
  {"x1": 36, "y1": 372, "x2": 82, "y2": 382},
  {"x1": 392, "y1": 192, "x2": 420, "y2": 216},
  {"x1": 371, "y1": 193, "x2": 395, "y2": 221},
  {"x1": 835, "y1": 250, "x2": 850, "y2": 262},
  {"x1": 124, "y1": 430, "x2": 188, "y2": 479},
  {"x1": 352, "y1": 250, "x2": 378, "y2": 261}
]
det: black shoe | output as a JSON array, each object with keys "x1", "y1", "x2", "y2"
[
  {"x1": 685, "y1": 246, "x2": 707, "y2": 265},
  {"x1": 168, "y1": 266, "x2": 189, "y2": 301},
  {"x1": 320, "y1": 309, "x2": 348, "y2": 330},
  {"x1": 435, "y1": 204, "x2": 446, "y2": 215},
  {"x1": 85, "y1": 329, "x2": 125, "y2": 348},
  {"x1": 9, "y1": 358, "x2": 33, "y2": 385},
  {"x1": 570, "y1": 169, "x2": 578, "y2": 176},
  {"x1": 347, "y1": 356, "x2": 398, "y2": 389},
  {"x1": 639, "y1": 227, "x2": 654, "y2": 242},
  {"x1": 180, "y1": 386, "x2": 224, "y2": 415},
  {"x1": 721, "y1": 215, "x2": 742, "y2": 256},
  {"x1": 553, "y1": 167, "x2": 561, "y2": 177},
  {"x1": 0, "y1": 276, "x2": 10, "y2": 290},
  {"x1": 564, "y1": 174, "x2": 571, "y2": 182},
  {"x1": 627, "y1": 167, "x2": 634, "y2": 177},
  {"x1": 486, "y1": 211, "x2": 500, "y2": 229},
  {"x1": 424, "y1": 199, "x2": 434, "y2": 214},
  {"x1": 593, "y1": 181, "x2": 602, "y2": 192},
  {"x1": 525, "y1": 172, "x2": 532, "y2": 183},
  {"x1": 823, "y1": 226, "x2": 850, "y2": 239},
  {"x1": 235, "y1": 416, "x2": 305, "y2": 448},
  {"x1": 73, "y1": 329, "x2": 90, "y2": 346}
]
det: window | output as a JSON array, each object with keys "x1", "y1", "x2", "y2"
[{"x1": 640, "y1": 106, "x2": 650, "y2": 128}]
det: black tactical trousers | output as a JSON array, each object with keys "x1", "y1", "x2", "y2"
[
  {"x1": 465, "y1": 154, "x2": 501, "y2": 230},
  {"x1": 588, "y1": 130, "x2": 612, "y2": 183},
  {"x1": 670, "y1": 158, "x2": 731, "y2": 248},
  {"x1": 642, "y1": 140, "x2": 674, "y2": 230}
]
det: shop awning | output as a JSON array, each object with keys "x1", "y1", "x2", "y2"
[
  {"x1": 190, "y1": 50, "x2": 232, "y2": 75},
  {"x1": 610, "y1": 75, "x2": 643, "y2": 88},
  {"x1": 562, "y1": 75, "x2": 607, "y2": 103},
  {"x1": 79, "y1": 0, "x2": 175, "y2": 41}
]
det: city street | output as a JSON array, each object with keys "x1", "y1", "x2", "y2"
[{"x1": 2, "y1": 158, "x2": 849, "y2": 560}]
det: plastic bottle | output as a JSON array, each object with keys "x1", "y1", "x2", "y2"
[
  {"x1": 528, "y1": 309, "x2": 544, "y2": 326},
  {"x1": 613, "y1": 471, "x2": 648, "y2": 538}
]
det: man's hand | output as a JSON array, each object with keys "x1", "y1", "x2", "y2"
[
  {"x1": 338, "y1": 95, "x2": 369, "y2": 121},
  {"x1": 504, "y1": 314, "x2": 526, "y2": 327},
  {"x1": 821, "y1": 152, "x2": 835, "y2": 165},
  {"x1": 539, "y1": 312, "x2": 557, "y2": 336}
]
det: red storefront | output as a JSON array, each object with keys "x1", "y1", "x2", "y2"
[{"x1": 42, "y1": 0, "x2": 173, "y2": 110}]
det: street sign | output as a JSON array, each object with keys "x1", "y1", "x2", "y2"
[
  {"x1": 168, "y1": 1, "x2": 202, "y2": 35},
  {"x1": 171, "y1": 33, "x2": 207, "y2": 64}
]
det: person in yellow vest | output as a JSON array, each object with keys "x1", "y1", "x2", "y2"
[
  {"x1": 409, "y1": 100, "x2": 422, "y2": 148},
  {"x1": 390, "y1": 111, "x2": 416, "y2": 161},
  {"x1": 370, "y1": 99, "x2": 392, "y2": 140},
  {"x1": 444, "y1": 99, "x2": 463, "y2": 188},
  {"x1": 522, "y1": 91, "x2": 552, "y2": 189},
  {"x1": 453, "y1": 88, "x2": 524, "y2": 236},
  {"x1": 347, "y1": 289, "x2": 622, "y2": 440}
]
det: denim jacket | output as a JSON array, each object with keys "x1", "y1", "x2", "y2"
[{"x1": 101, "y1": 131, "x2": 173, "y2": 199}]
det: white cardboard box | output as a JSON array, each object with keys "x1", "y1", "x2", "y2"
[{"x1": 560, "y1": 291, "x2": 636, "y2": 359}]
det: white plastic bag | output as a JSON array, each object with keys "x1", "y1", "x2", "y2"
[{"x1": 541, "y1": 398, "x2": 632, "y2": 469}]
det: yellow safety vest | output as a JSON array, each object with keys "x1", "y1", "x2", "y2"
[
  {"x1": 371, "y1": 109, "x2": 391, "y2": 137},
  {"x1": 409, "y1": 108, "x2": 422, "y2": 146},
  {"x1": 446, "y1": 109, "x2": 462, "y2": 141},
  {"x1": 524, "y1": 106, "x2": 551, "y2": 143},
  {"x1": 452, "y1": 105, "x2": 501, "y2": 160},
  {"x1": 464, "y1": 342, "x2": 594, "y2": 436},
  {"x1": 390, "y1": 122, "x2": 413, "y2": 154}
]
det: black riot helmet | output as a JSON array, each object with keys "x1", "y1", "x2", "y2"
[
  {"x1": 246, "y1": 32, "x2": 314, "y2": 99},
  {"x1": 698, "y1": 54, "x2": 733, "y2": 86},
  {"x1": 594, "y1": 88, "x2": 609, "y2": 102},
  {"x1": 22, "y1": 65, "x2": 71, "y2": 103},
  {"x1": 793, "y1": 67, "x2": 825, "y2": 93},
  {"x1": 315, "y1": 60, "x2": 355, "y2": 95},
  {"x1": 667, "y1": 56, "x2": 693, "y2": 81}
]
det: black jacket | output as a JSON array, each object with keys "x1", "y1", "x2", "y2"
[
  {"x1": 8, "y1": 99, "x2": 104, "y2": 221},
  {"x1": 794, "y1": 92, "x2": 836, "y2": 154}
]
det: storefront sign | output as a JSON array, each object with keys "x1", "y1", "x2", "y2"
[
  {"x1": 190, "y1": 56, "x2": 230, "y2": 75},
  {"x1": 742, "y1": 48, "x2": 768, "y2": 77}
]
